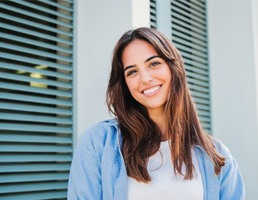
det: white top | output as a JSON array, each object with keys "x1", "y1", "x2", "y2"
[{"x1": 127, "y1": 141, "x2": 204, "y2": 200}]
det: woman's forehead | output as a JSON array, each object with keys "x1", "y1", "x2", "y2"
[{"x1": 121, "y1": 40, "x2": 158, "y2": 67}]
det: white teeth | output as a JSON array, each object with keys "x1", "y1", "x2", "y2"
[{"x1": 143, "y1": 86, "x2": 160, "y2": 94}]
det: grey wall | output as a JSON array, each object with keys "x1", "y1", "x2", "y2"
[
  {"x1": 75, "y1": 0, "x2": 150, "y2": 138},
  {"x1": 208, "y1": 0, "x2": 258, "y2": 199}
]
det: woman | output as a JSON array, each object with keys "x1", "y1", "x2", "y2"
[{"x1": 68, "y1": 27, "x2": 245, "y2": 200}]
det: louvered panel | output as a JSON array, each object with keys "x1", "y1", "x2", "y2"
[
  {"x1": 202, "y1": 124, "x2": 210, "y2": 130},
  {"x1": 187, "y1": 76, "x2": 209, "y2": 88},
  {"x1": 171, "y1": 0, "x2": 206, "y2": 22},
  {"x1": 0, "y1": 103, "x2": 72, "y2": 115},
  {"x1": 172, "y1": 23, "x2": 206, "y2": 43},
  {"x1": 171, "y1": 0, "x2": 210, "y2": 132},
  {"x1": 173, "y1": 33, "x2": 207, "y2": 51},
  {"x1": 0, "y1": 62, "x2": 72, "y2": 79},
  {"x1": 0, "y1": 123, "x2": 72, "y2": 133},
  {"x1": 188, "y1": 85, "x2": 209, "y2": 96},
  {"x1": 197, "y1": 122, "x2": 210, "y2": 131},
  {"x1": 183, "y1": 58, "x2": 208, "y2": 70},
  {"x1": 1, "y1": 52, "x2": 72, "y2": 71},
  {"x1": 0, "y1": 154, "x2": 72, "y2": 163},
  {"x1": 171, "y1": 18, "x2": 206, "y2": 36},
  {"x1": 0, "y1": 22, "x2": 72, "y2": 45},
  {"x1": 190, "y1": 90, "x2": 209, "y2": 100},
  {"x1": 0, "y1": 182, "x2": 67, "y2": 194},
  {"x1": 196, "y1": 109, "x2": 210, "y2": 117},
  {"x1": 0, "y1": 163, "x2": 71, "y2": 173},
  {"x1": 171, "y1": 12, "x2": 206, "y2": 31},
  {"x1": 1, "y1": 172, "x2": 69, "y2": 183},
  {"x1": 188, "y1": 0, "x2": 206, "y2": 9},
  {"x1": 0, "y1": 72, "x2": 72, "y2": 88},
  {"x1": 0, "y1": 92, "x2": 72, "y2": 106},
  {"x1": 173, "y1": 35, "x2": 207, "y2": 51},
  {"x1": 173, "y1": 0, "x2": 206, "y2": 17},
  {"x1": 151, "y1": 0, "x2": 210, "y2": 131},
  {"x1": 0, "y1": 83, "x2": 72, "y2": 97},
  {"x1": 184, "y1": 65, "x2": 208, "y2": 76},
  {"x1": 9, "y1": 0, "x2": 73, "y2": 20},
  {"x1": 191, "y1": 96, "x2": 209, "y2": 105},
  {"x1": 1, "y1": 33, "x2": 72, "y2": 54},
  {"x1": 0, "y1": 113, "x2": 72, "y2": 124},
  {"x1": 37, "y1": 0, "x2": 73, "y2": 12},
  {"x1": 64, "y1": 0, "x2": 73, "y2": 4},
  {"x1": 171, "y1": 1, "x2": 210, "y2": 132},
  {"x1": 198, "y1": 116, "x2": 210, "y2": 127},
  {"x1": 0, "y1": 134, "x2": 72, "y2": 144},
  {"x1": 195, "y1": 101, "x2": 209, "y2": 108},
  {"x1": 199, "y1": 116, "x2": 211, "y2": 123},
  {"x1": 150, "y1": 0, "x2": 157, "y2": 28},
  {"x1": 0, "y1": 0, "x2": 74, "y2": 199},
  {"x1": 189, "y1": 85, "x2": 208, "y2": 95},
  {"x1": 174, "y1": 39, "x2": 207, "y2": 58},
  {"x1": 1, "y1": 13, "x2": 72, "y2": 37},
  {"x1": 177, "y1": 0, "x2": 205, "y2": 14},
  {"x1": 0, "y1": 3, "x2": 72, "y2": 29},
  {"x1": 0, "y1": 144, "x2": 72, "y2": 153},
  {"x1": 199, "y1": 122, "x2": 210, "y2": 131},
  {"x1": 1, "y1": 43, "x2": 72, "y2": 62},
  {"x1": 0, "y1": 190, "x2": 67, "y2": 200},
  {"x1": 186, "y1": 71, "x2": 209, "y2": 82},
  {"x1": 172, "y1": 29, "x2": 207, "y2": 49},
  {"x1": 181, "y1": 51, "x2": 208, "y2": 65},
  {"x1": 197, "y1": 110, "x2": 210, "y2": 117}
]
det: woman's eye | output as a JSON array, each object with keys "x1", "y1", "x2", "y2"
[
  {"x1": 150, "y1": 61, "x2": 160, "y2": 67},
  {"x1": 126, "y1": 70, "x2": 137, "y2": 76}
]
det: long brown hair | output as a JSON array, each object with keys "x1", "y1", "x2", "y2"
[{"x1": 106, "y1": 27, "x2": 225, "y2": 182}]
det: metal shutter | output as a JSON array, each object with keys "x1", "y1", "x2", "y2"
[
  {"x1": 150, "y1": 0, "x2": 157, "y2": 29},
  {"x1": 170, "y1": 0, "x2": 210, "y2": 132},
  {"x1": 0, "y1": 0, "x2": 74, "y2": 199},
  {"x1": 150, "y1": 0, "x2": 211, "y2": 132}
]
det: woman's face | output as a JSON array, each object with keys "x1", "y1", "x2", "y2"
[{"x1": 122, "y1": 39, "x2": 172, "y2": 115}]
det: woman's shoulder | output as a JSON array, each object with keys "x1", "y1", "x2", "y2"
[
  {"x1": 211, "y1": 137, "x2": 232, "y2": 158},
  {"x1": 211, "y1": 138, "x2": 245, "y2": 198},
  {"x1": 78, "y1": 118, "x2": 120, "y2": 148},
  {"x1": 84, "y1": 118, "x2": 119, "y2": 135}
]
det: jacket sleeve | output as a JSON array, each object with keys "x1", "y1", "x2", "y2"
[
  {"x1": 218, "y1": 142, "x2": 245, "y2": 200},
  {"x1": 67, "y1": 128, "x2": 102, "y2": 200}
]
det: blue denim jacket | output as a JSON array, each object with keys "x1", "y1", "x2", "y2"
[{"x1": 68, "y1": 119, "x2": 245, "y2": 200}]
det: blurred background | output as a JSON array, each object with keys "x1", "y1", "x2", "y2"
[{"x1": 0, "y1": 0, "x2": 257, "y2": 199}]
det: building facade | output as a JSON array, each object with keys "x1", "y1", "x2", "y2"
[{"x1": 0, "y1": 0, "x2": 258, "y2": 199}]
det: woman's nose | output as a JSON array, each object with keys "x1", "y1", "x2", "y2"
[{"x1": 140, "y1": 70, "x2": 152, "y2": 83}]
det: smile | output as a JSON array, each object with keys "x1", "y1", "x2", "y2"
[{"x1": 142, "y1": 85, "x2": 161, "y2": 95}]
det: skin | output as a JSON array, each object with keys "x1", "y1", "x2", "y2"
[{"x1": 122, "y1": 39, "x2": 172, "y2": 140}]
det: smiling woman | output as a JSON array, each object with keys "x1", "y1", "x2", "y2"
[
  {"x1": 122, "y1": 40, "x2": 172, "y2": 128},
  {"x1": 67, "y1": 27, "x2": 245, "y2": 200}
]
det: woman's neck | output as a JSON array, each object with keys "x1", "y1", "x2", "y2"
[{"x1": 148, "y1": 109, "x2": 168, "y2": 141}]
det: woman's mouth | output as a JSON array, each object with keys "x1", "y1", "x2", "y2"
[{"x1": 142, "y1": 85, "x2": 161, "y2": 95}]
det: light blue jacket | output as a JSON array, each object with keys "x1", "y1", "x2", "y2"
[{"x1": 68, "y1": 119, "x2": 245, "y2": 200}]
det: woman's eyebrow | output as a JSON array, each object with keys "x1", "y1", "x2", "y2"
[
  {"x1": 144, "y1": 55, "x2": 160, "y2": 63},
  {"x1": 124, "y1": 64, "x2": 136, "y2": 72},
  {"x1": 124, "y1": 55, "x2": 160, "y2": 72}
]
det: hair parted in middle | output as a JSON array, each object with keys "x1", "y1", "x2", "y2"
[{"x1": 106, "y1": 27, "x2": 225, "y2": 183}]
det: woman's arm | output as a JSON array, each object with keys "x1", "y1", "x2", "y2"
[
  {"x1": 67, "y1": 129, "x2": 102, "y2": 200},
  {"x1": 218, "y1": 142, "x2": 245, "y2": 200}
]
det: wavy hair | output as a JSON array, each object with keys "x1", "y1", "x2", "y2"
[{"x1": 106, "y1": 27, "x2": 225, "y2": 182}]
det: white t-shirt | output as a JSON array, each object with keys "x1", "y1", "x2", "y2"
[{"x1": 128, "y1": 141, "x2": 204, "y2": 200}]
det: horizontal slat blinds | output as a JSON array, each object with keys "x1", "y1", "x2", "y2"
[
  {"x1": 170, "y1": 0, "x2": 211, "y2": 132},
  {"x1": 0, "y1": 0, "x2": 74, "y2": 199},
  {"x1": 150, "y1": 0, "x2": 211, "y2": 132},
  {"x1": 150, "y1": 0, "x2": 157, "y2": 28}
]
